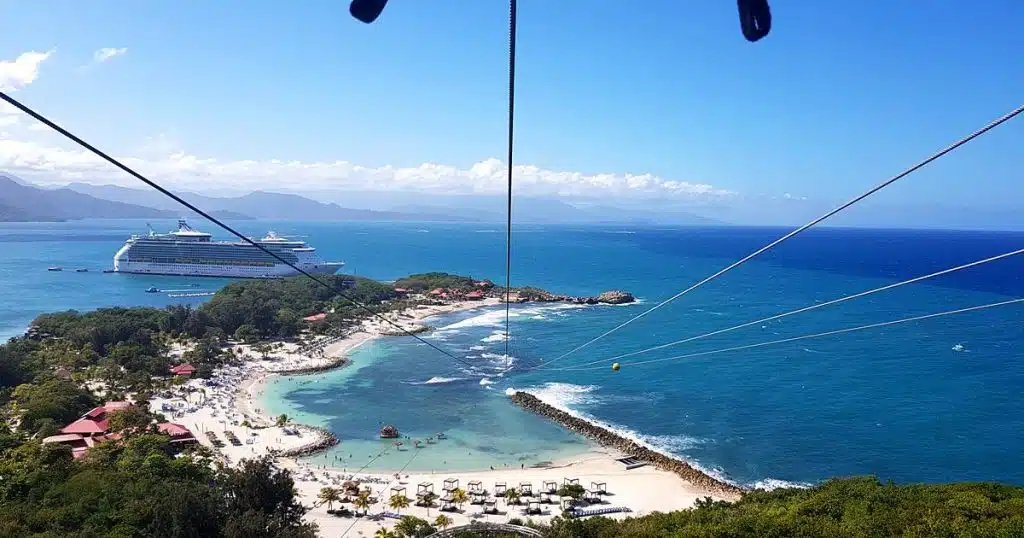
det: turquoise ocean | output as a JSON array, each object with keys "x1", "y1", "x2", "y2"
[{"x1": 3, "y1": 218, "x2": 1023, "y2": 488}]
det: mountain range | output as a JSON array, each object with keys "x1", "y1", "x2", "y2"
[{"x1": 0, "y1": 171, "x2": 724, "y2": 225}]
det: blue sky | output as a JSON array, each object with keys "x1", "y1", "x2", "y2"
[{"x1": 1, "y1": 0, "x2": 1021, "y2": 225}]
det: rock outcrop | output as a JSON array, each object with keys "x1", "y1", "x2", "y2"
[
  {"x1": 271, "y1": 425, "x2": 339, "y2": 457},
  {"x1": 595, "y1": 290, "x2": 634, "y2": 304},
  {"x1": 503, "y1": 289, "x2": 636, "y2": 306},
  {"x1": 510, "y1": 391, "x2": 743, "y2": 496}
]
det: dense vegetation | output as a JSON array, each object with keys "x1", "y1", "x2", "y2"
[
  {"x1": 0, "y1": 438, "x2": 316, "y2": 538},
  {"x1": 517, "y1": 477, "x2": 1024, "y2": 537},
  {"x1": 5, "y1": 273, "x2": 1024, "y2": 537},
  {"x1": 393, "y1": 272, "x2": 488, "y2": 292}
]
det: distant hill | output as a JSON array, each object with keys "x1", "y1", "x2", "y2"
[
  {"x1": 0, "y1": 174, "x2": 255, "y2": 222},
  {"x1": 0, "y1": 175, "x2": 173, "y2": 222},
  {"x1": 64, "y1": 183, "x2": 476, "y2": 222}
]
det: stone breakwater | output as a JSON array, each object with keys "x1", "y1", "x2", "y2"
[
  {"x1": 272, "y1": 425, "x2": 339, "y2": 458},
  {"x1": 510, "y1": 392, "x2": 744, "y2": 496},
  {"x1": 266, "y1": 356, "x2": 350, "y2": 376}
]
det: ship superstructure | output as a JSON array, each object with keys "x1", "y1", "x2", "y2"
[{"x1": 113, "y1": 220, "x2": 344, "y2": 278}]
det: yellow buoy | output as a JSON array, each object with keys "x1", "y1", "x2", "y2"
[{"x1": 611, "y1": 362, "x2": 621, "y2": 371}]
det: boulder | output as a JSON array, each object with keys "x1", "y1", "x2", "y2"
[{"x1": 596, "y1": 290, "x2": 635, "y2": 304}]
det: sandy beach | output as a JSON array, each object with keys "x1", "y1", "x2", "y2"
[{"x1": 151, "y1": 297, "x2": 737, "y2": 536}]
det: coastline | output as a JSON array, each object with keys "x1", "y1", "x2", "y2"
[
  {"x1": 157, "y1": 296, "x2": 738, "y2": 535},
  {"x1": 510, "y1": 391, "x2": 744, "y2": 495}
]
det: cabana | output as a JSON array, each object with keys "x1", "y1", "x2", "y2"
[
  {"x1": 494, "y1": 481, "x2": 507, "y2": 496},
  {"x1": 560, "y1": 496, "x2": 576, "y2": 511},
  {"x1": 519, "y1": 481, "x2": 533, "y2": 496},
  {"x1": 483, "y1": 498, "x2": 498, "y2": 514},
  {"x1": 416, "y1": 482, "x2": 434, "y2": 497},
  {"x1": 585, "y1": 488, "x2": 602, "y2": 503},
  {"x1": 526, "y1": 501, "x2": 542, "y2": 515},
  {"x1": 543, "y1": 480, "x2": 558, "y2": 494},
  {"x1": 443, "y1": 478, "x2": 459, "y2": 492},
  {"x1": 467, "y1": 480, "x2": 483, "y2": 494},
  {"x1": 591, "y1": 481, "x2": 607, "y2": 495},
  {"x1": 563, "y1": 477, "x2": 579, "y2": 486},
  {"x1": 440, "y1": 494, "x2": 457, "y2": 512},
  {"x1": 390, "y1": 485, "x2": 407, "y2": 499}
]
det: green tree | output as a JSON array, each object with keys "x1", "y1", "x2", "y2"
[
  {"x1": 374, "y1": 528, "x2": 396, "y2": 538},
  {"x1": 451, "y1": 488, "x2": 469, "y2": 511},
  {"x1": 217, "y1": 456, "x2": 315, "y2": 536},
  {"x1": 433, "y1": 514, "x2": 453, "y2": 531},
  {"x1": 234, "y1": 324, "x2": 260, "y2": 344},
  {"x1": 253, "y1": 342, "x2": 273, "y2": 360},
  {"x1": 393, "y1": 515, "x2": 434, "y2": 538},
  {"x1": 9, "y1": 379, "x2": 98, "y2": 433},
  {"x1": 504, "y1": 487, "x2": 521, "y2": 506},
  {"x1": 107, "y1": 406, "x2": 154, "y2": 434},
  {"x1": 276, "y1": 414, "x2": 291, "y2": 427},
  {"x1": 389, "y1": 493, "x2": 410, "y2": 515},
  {"x1": 317, "y1": 487, "x2": 342, "y2": 511},
  {"x1": 421, "y1": 491, "x2": 438, "y2": 516},
  {"x1": 353, "y1": 491, "x2": 372, "y2": 515},
  {"x1": 275, "y1": 308, "x2": 301, "y2": 338},
  {"x1": 557, "y1": 483, "x2": 585, "y2": 500}
]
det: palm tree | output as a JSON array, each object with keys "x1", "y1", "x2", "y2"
[
  {"x1": 275, "y1": 414, "x2": 290, "y2": 427},
  {"x1": 434, "y1": 514, "x2": 453, "y2": 531},
  {"x1": 388, "y1": 493, "x2": 410, "y2": 515},
  {"x1": 421, "y1": 491, "x2": 438, "y2": 516},
  {"x1": 451, "y1": 488, "x2": 469, "y2": 511},
  {"x1": 317, "y1": 487, "x2": 342, "y2": 511},
  {"x1": 373, "y1": 528, "x2": 395, "y2": 538},
  {"x1": 504, "y1": 487, "x2": 521, "y2": 506},
  {"x1": 354, "y1": 491, "x2": 372, "y2": 516}
]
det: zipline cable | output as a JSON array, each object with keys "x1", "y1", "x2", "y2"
[
  {"x1": 544, "y1": 104, "x2": 1024, "y2": 367},
  {"x1": 558, "y1": 297, "x2": 1024, "y2": 371},
  {"x1": 537, "y1": 245, "x2": 1024, "y2": 371},
  {"x1": 0, "y1": 90, "x2": 479, "y2": 371},
  {"x1": 503, "y1": 0, "x2": 518, "y2": 372}
]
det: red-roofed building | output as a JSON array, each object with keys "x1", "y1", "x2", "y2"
[
  {"x1": 429, "y1": 288, "x2": 444, "y2": 296},
  {"x1": 466, "y1": 290, "x2": 484, "y2": 300},
  {"x1": 61, "y1": 401, "x2": 130, "y2": 435},
  {"x1": 157, "y1": 422, "x2": 199, "y2": 444},
  {"x1": 303, "y1": 312, "x2": 328, "y2": 322},
  {"x1": 169, "y1": 363, "x2": 196, "y2": 377},
  {"x1": 393, "y1": 287, "x2": 409, "y2": 294},
  {"x1": 45, "y1": 402, "x2": 197, "y2": 457}
]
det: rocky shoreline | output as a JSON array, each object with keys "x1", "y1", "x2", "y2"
[
  {"x1": 265, "y1": 356, "x2": 351, "y2": 376},
  {"x1": 271, "y1": 425, "x2": 340, "y2": 458},
  {"x1": 510, "y1": 289, "x2": 636, "y2": 305},
  {"x1": 510, "y1": 391, "x2": 745, "y2": 496}
]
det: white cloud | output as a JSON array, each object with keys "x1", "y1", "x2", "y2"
[
  {"x1": 0, "y1": 50, "x2": 52, "y2": 92},
  {"x1": 0, "y1": 116, "x2": 18, "y2": 128},
  {"x1": 0, "y1": 137, "x2": 734, "y2": 200},
  {"x1": 92, "y1": 47, "x2": 127, "y2": 64}
]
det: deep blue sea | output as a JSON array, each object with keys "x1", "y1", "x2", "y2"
[{"x1": 4, "y1": 219, "x2": 1024, "y2": 488}]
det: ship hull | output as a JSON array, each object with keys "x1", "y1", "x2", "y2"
[{"x1": 113, "y1": 261, "x2": 343, "y2": 279}]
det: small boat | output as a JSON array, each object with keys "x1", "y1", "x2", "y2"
[
  {"x1": 145, "y1": 287, "x2": 160, "y2": 293},
  {"x1": 75, "y1": 268, "x2": 88, "y2": 273},
  {"x1": 47, "y1": 266, "x2": 63, "y2": 272},
  {"x1": 102, "y1": 269, "x2": 115, "y2": 273},
  {"x1": 379, "y1": 424, "x2": 400, "y2": 439},
  {"x1": 436, "y1": 432, "x2": 447, "y2": 440}
]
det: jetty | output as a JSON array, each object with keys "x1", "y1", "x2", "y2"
[{"x1": 510, "y1": 391, "x2": 744, "y2": 496}]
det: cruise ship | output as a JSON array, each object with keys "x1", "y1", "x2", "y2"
[{"x1": 113, "y1": 220, "x2": 344, "y2": 278}]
